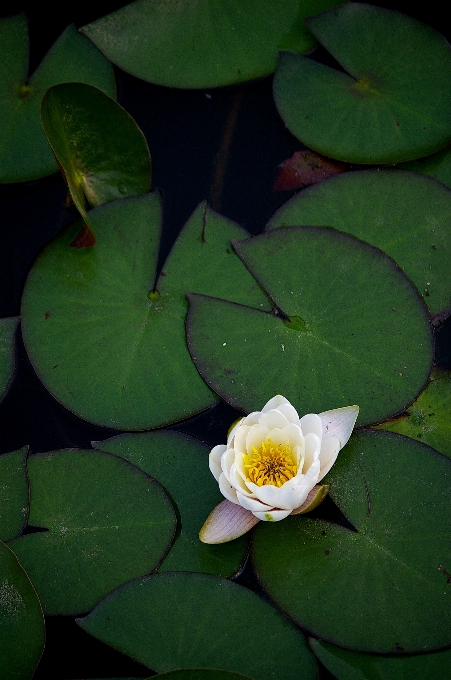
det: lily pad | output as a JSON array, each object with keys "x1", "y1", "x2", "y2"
[
  {"x1": 273, "y1": 3, "x2": 451, "y2": 163},
  {"x1": 0, "y1": 14, "x2": 115, "y2": 183},
  {"x1": 0, "y1": 316, "x2": 19, "y2": 401},
  {"x1": 81, "y1": 0, "x2": 343, "y2": 89},
  {"x1": 267, "y1": 169, "x2": 451, "y2": 317},
  {"x1": 401, "y1": 145, "x2": 451, "y2": 190},
  {"x1": 78, "y1": 572, "x2": 318, "y2": 680},
  {"x1": 0, "y1": 447, "x2": 28, "y2": 542},
  {"x1": 94, "y1": 430, "x2": 249, "y2": 577},
  {"x1": 310, "y1": 638, "x2": 451, "y2": 680},
  {"x1": 375, "y1": 368, "x2": 451, "y2": 458},
  {"x1": 252, "y1": 430, "x2": 451, "y2": 653},
  {"x1": 21, "y1": 195, "x2": 268, "y2": 430},
  {"x1": 41, "y1": 82, "x2": 151, "y2": 225},
  {"x1": 0, "y1": 540, "x2": 45, "y2": 679},
  {"x1": 9, "y1": 448, "x2": 176, "y2": 615},
  {"x1": 187, "y1": 226, "x2": 433, "y2": 426}
]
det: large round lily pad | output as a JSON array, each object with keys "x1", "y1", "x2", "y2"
[
  {"x1": 187, "y1": 226, "x2": 433, "y2": 426},
  {"x1": 0, "y1": 316, "x2": 19, "y2": 401},
  {"x1": 78, "y1": 572, "x2": 318, "y2": 680},
  {"x1": 0, "y1": 14, "x2": 115, "y2": 183},
  {"x1": 81, "y1": 0, "x2": 343, "y2": 88},
  {"x1": 0, "y1": 540, "x2": 45, "y2": 679},
  {"x1": 252, "y1": 430, "x2": 451, "y2": 653},
  {"x1": 273, "y1": 3, "x2": 451, "y2": 163},
  {"x1": 9, "y1": 449, "x2": 176, "y2": 615},
  {"x1": 267, "y1": 169, "x2": 451, "y2": 316},
  {"x1": 94, "y1": 430, "x2": 249, "y2": 577},
  {"x1": 21, "y1": 196, "x2": 267, "y2": 429},
  {"x1": 310, "y1": 638, "x2": 451, "y2": 680},
  {"x1": 41, "y1": 82, "x2": 151, "y2": 224}
]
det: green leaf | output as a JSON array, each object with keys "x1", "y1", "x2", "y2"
[
  {"x1": 310, "y1": 638, "x2": 451, "y2": 680},
  {"x1": 21, "y1": 196, "x2": 268, "y2": 430},
  {"x1": 81, "y1": 0, "x2": 343, "y2": 89},
  {"x1": 187, "y1": 226, "x2": 433, "y2": 426},
  {"x1": 252, "y1": 430, "x2": 451, "y2": 653},
  {"x1": 0, "y1": 540, "x2": 45, "y2": 679},
  {"x1": 400, "y1": 145, "x2": 451, "y2": 190},
  {"x1": 94, "y1": 430, "x2": 248, "y2": 577},
  {"x1": 273, "y1": 3, "x2": 451, "y2": 163},
  {"x1": 375, "y1": 367, "x2": 451, "y2": 458},
  {"x1": 0, "y1": 447, "x2": 28, "y2": 542},
  {"x1": 78, "y1": 572, "x2": 318, "y2": 680},
  {"x1": 41, "y1": 82, "x2": 151, "y2": 225},
  {"x1": 0, "y1": 316, "x2": 19, "y2": 401},
  {"x1": 9, "y1": 448, "x2": 176, "y2": 615},
  {"x1": 0, "y1": 16, "x2": 115, "y2": 183},
  {"x1": 267, "y1": 169, "x2": 451, "y2": 317}
]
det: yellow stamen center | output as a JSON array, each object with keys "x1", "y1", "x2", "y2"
[{"x1": 244, "y1": 438, "x2": 298, "y2": 487}]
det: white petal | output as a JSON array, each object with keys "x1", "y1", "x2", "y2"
[
  {"x1": 229, "y1": 463, "x2": 254, "y2": 496},
  {"x1": 303, "y1": 432, "x2": 321, "y2": 471},
  {"x1": 253, "y1": 508, "x2": 292, "y2": 521},
  {"x1": 318, "y1": 436, "x2": 340, "y2": 481},
  {"x1": 300, "y1": 413, "x2": 323, "y2": 439},
  {"x1": 233, "y1": 450, "x2": 249, "y2": 484},
  {"x1": 233, "y1": 423, "x2": 252, "y2": 455},
  {"x1": 282, "y1": 423, "x2": 304, "y2": 449},
  {"x1": 319, "y1": 405, "x2": 359, "y2": 446},
  {"x1": 236, "y1": 492, "x2": 273, "y2": 513},
  {"x1": 261, "y1": 395, "x2": 291, "y2": 412},
  {"x1": 258, "y1": 409, "x2": 290, "y2": 430},
  {"x1": 218, "y1": 472, "x2": 239, "y2": 504},
  {"x1": 275, "y1": 401, "x2": 300, "y2": 425},
  {"x1": 209, "y1": 445, "x2": 226, "y2": 481},
  {"x1": 245, "y1": 424, "x2": 270, "y2": 451},
  {"x1": 199, "y1": 500, "x2": 259, "y2": 543},
  {"x1": 220, "y1": 447, "x2": 235, "y2": 482}
]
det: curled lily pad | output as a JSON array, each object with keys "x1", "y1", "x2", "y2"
[
  {"x1": 273, "y1": 3, "x2": 451, "y2": 163},
  {"x1": 252, "y1": 430, "x2": 451, "y2": 653},
  {"x1": 187, "y1": 226, "x2": 433, "y2": 426},
  {"x1": 81, "y1": 0, "x2": 343, "y2": 89},
  {"x1": 267, "y1": 169, "x2": 451, "y2": 317},
  {"x1": 21, "y1": 195, "x2": 267, "y2": 429},
  {"x1": 0, "y1": 447, "x2": 28, "y2": 542},
  {"x1": 0, "y1": 316, "x2": 19, "y2": 401},
  {"x1": 9, "y1": 449, "x2": 176, "y2": 615},
  {"x1": 78, "y1": 572, "x2": 318, "y2": 680},
  {"x1": 41, "y1": 82, "x2": 151, "y2": 225},
  {"x1": 0, "y1": 15, "x2": 115, "y2": 183},
  {"x1": 94, "y1": 430, "x2": 249, "y2": 577},
  {"x1": 0, "y1": 540, "x2": 45, "y2": 678},
  {"x1": 375, "y1": 368, "x2": 451, "y2": 458}
]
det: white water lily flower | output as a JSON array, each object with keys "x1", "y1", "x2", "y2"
[{"x1": 200, "y1": 395, "x2": 359, "y2": 544}]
